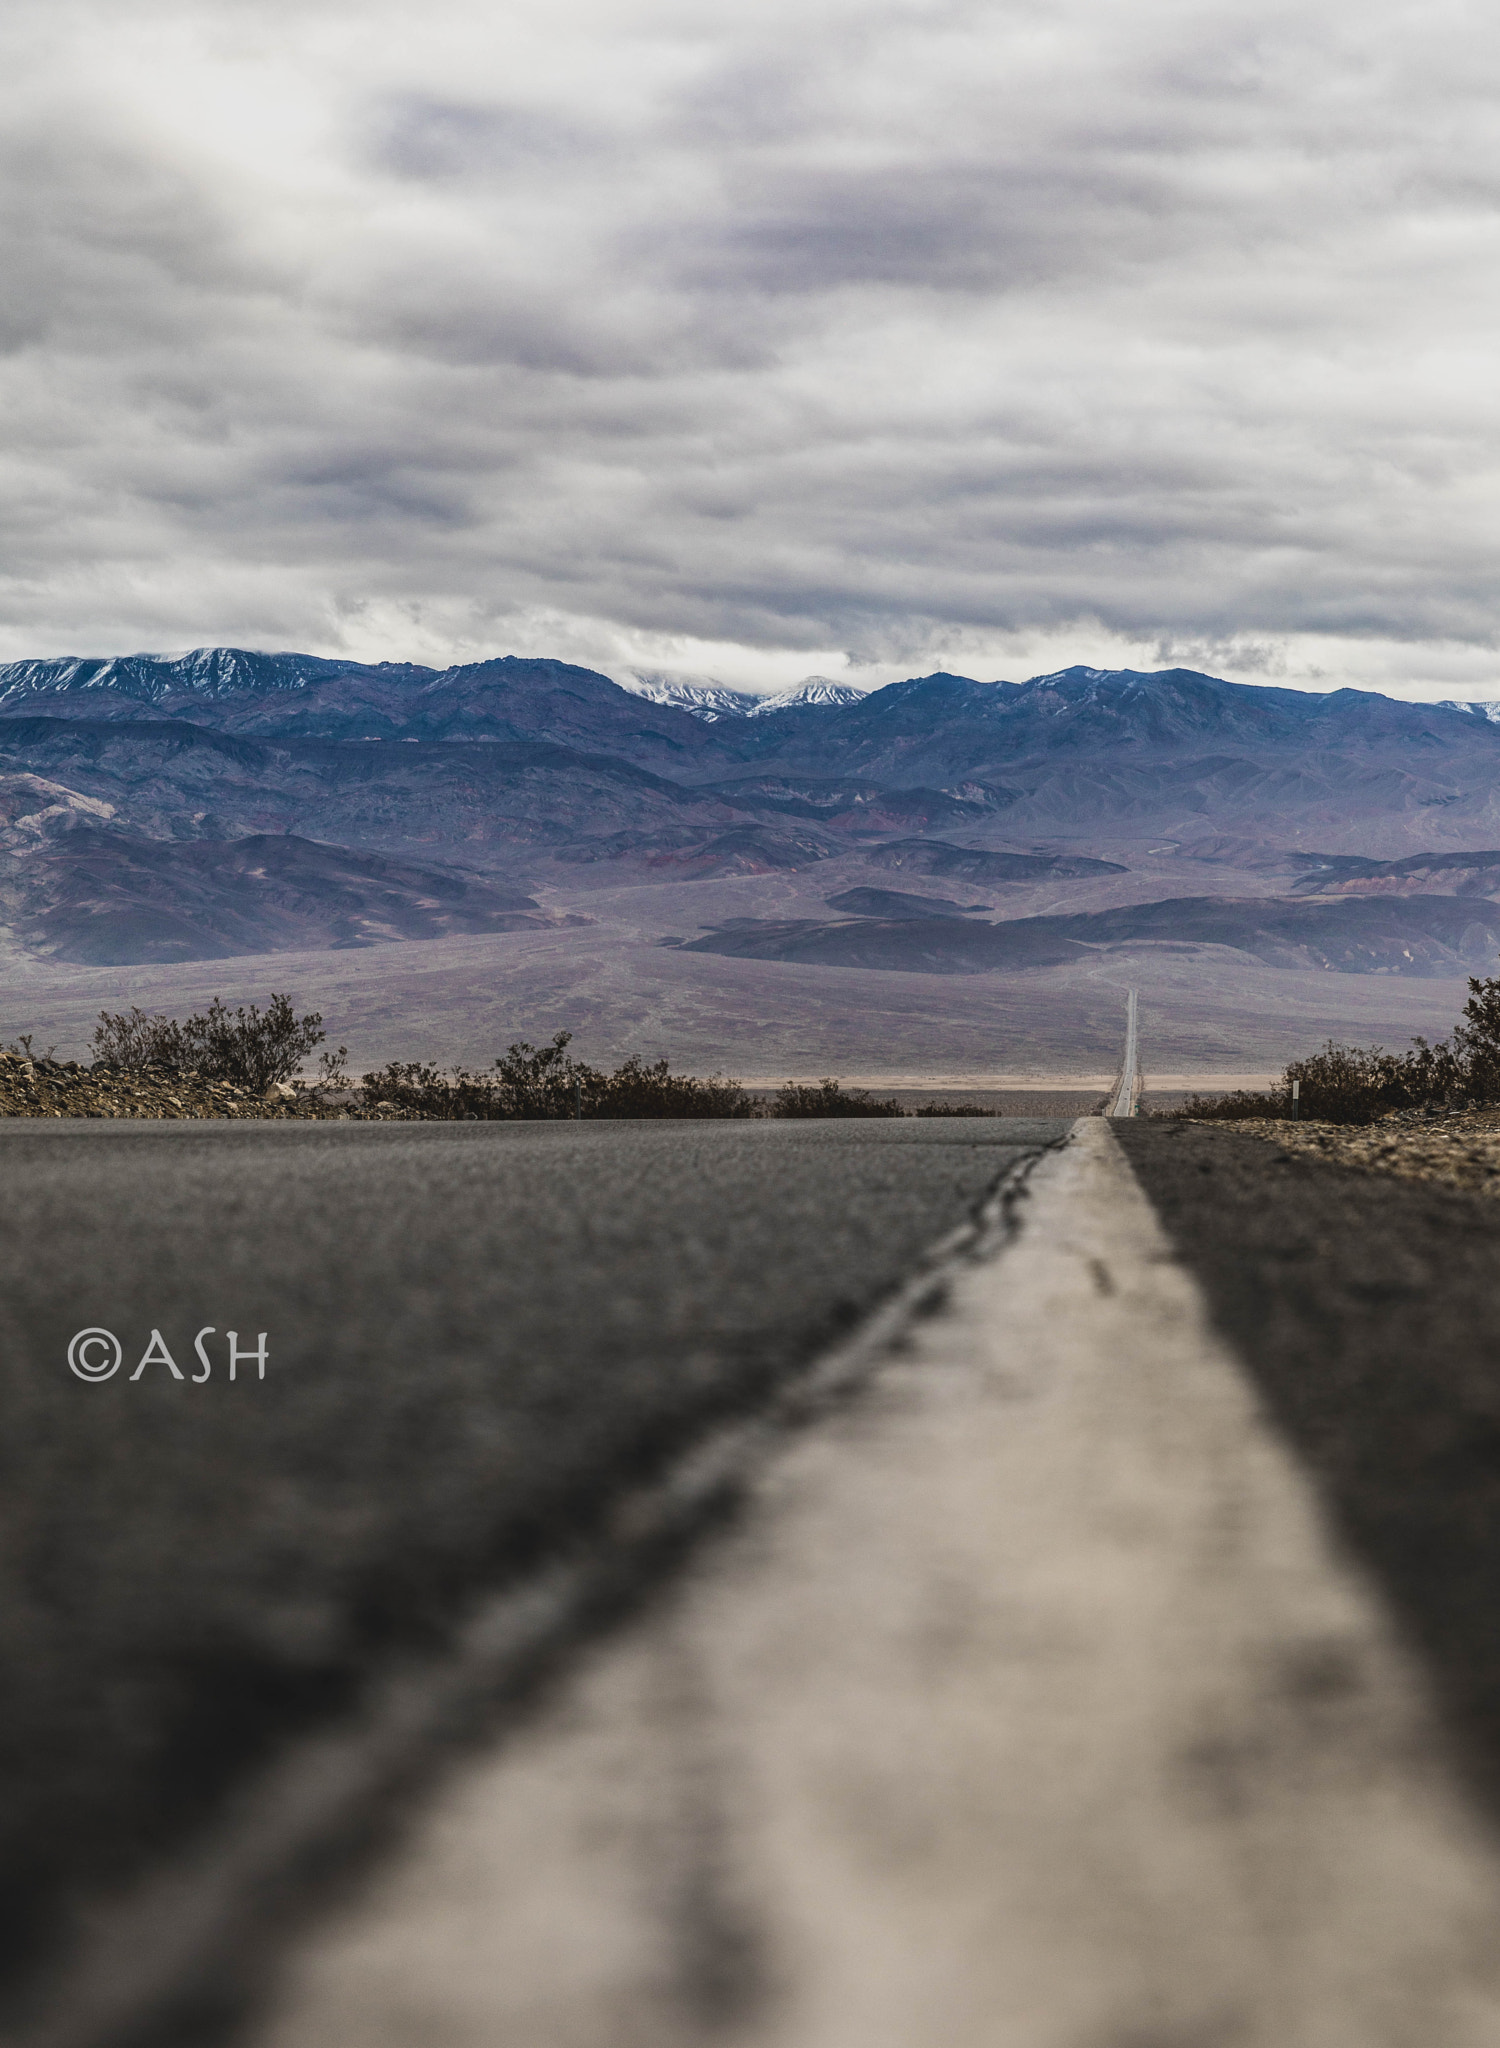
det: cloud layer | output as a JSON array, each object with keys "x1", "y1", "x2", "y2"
[{"x1": 3, "y1": 0, "x2": 1500, "y2": 694}]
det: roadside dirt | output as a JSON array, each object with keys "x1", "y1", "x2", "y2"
[
  {"x1": 0, "y1": 1050, "x2": 393, "y2": 1120},
  {"x1": 1202, "y1": 1108, "x2": 1500, "y2": 1197}
]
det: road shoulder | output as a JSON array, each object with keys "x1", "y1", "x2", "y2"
[
  {"x1": 1182, "y1": 1105, "x2": 1500, "y2": 1197},
  {"x1": 1119, "y1": 1118, "x2": 1500, "y2": 1818}
]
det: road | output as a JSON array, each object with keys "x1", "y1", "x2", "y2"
[
  {"x1": 1106, "y1": 986, "x2": 1139, "y2": 1117},
  {"x1": 251, "y1": 1117, "x2": 1500, "y2": 2048},
  {"x1": 0, "y1": 1114, "x2": 1064, "y2": 2027},
  {"x1": 11, "y1": 1112, "x2": 1500, "y2": 2045}
]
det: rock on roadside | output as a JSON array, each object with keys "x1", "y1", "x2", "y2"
[{"x1": 0, "y1": 1050, "x2": 398, "y2": 1121}]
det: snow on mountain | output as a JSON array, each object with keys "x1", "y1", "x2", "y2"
[
  {"x1": 0, "y1": 648, "x2": 873, "y2": 726},
  {"x1": 617, "y1": 670, "x2": 871, "y2": 720},
  {"x1": 1436, "y1": 699, "x2": 1500, "y2": 723},
  {"x1": 0, "y1": 646, "x2": 418, "y2": 708},
  {"x1": 615, "y1": 671, "x2": 761, "y2": 721},
  {"x1": 747, "y1": 677, "x2": 871, "y2": 715}
]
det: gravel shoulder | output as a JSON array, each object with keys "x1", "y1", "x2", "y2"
[{"x1": 1184, "y1": 1107, "x2": 1500, "y2": 1196}]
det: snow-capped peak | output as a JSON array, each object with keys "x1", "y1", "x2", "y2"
[
  {"x1": 616, "y1": 670, "x2": 869, "y2": 721},
  {"x1": 747, "y1": 676, "x2": 870, "y2": 715},
  {"x1": 1436, "y1": 699, "x2": 1500, "y2": 723},
  {"x1": 614, "y1": 670, "x2": 762, "y2": 721}
]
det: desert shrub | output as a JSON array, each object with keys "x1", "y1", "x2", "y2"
[
  {"x1": 1170, "y1": 1025, "x2": 1478, "y2": 1127},
  {"x1": 92, "y1": 995, "x2": 325, "y2": 1091},
  {"x1": 198, "y1": 996, "x2": 326, "y2": 1091},
  {"x1": 1451, "y1": 974, "x2": 1500, "y2": 1101},
  {"x1": 360, "y1": 1035, "x2": 595, "y2": 1120},
  {"x1": 492, "y1": 1035, "x2": 755, "y2": 1120},
  {"x1": 491, "y1": 1032, "x2": 599, "y2": 1119},
  {"x1": 1281, "y1": 1043, "x2": 1399, "y2": 1125},
  {"x1": 773, "y1": 1079, "x2": 906, "y2": 1118},
  {"x1": 359, "y1": 1060, "x2": 441, "y2": 1116},
  {"x1": 360, "y1": 1034, "x2": 757, "y2": 1121},
  {"x1": 589, "y1": 1055, "x2": 754, "y2": 1120},
  {"x1": 359, "y1": 1060, "x2": 502, "y2": 1119},
  {"x1": 1286, "y1": 1034, "x2": 1478, "y2": 1124},
  {"x1": 316, "y1": 1044, "x2": 351, "y2": 1089},
  {"x1": 1162, "y1": 1088, "x2": 1288, "y2": 1121},
  {"x1": 90, "y1": 1008, "x2": 188, "y2": 1072},
  {"x1": 1281, "y1": 978, "x2": 1500, "y2": 1123},
  {"x1": 1170, "y1": 1045, "x2": 1432, "y2": 1126},
  {"x1": 912, "y1": 1102, "x2": 1002, "y2": 1117}
]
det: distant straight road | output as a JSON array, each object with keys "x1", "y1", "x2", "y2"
[
  {"x1": 0, "y1": 1114, "x2": 1064, "y2": 2012},
  {"x1": 1106, "y1": 987, "x2": 1139, "y2": 1117}
]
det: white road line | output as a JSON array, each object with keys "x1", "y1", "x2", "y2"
[{"x1": 256, "y1": 1120, "x2": 1500, "y2": 2048}]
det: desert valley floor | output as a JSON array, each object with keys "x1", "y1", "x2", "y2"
[{"x1": 0, "y1": 839, "x2": 1476, "y2": 1082}]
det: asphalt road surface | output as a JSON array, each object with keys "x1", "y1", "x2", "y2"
[
  {"x1": 246, "y1": 1116, "x2": 1500, "y2": 2048},
  {"x1": 12, "y1": 1112, "x2": 1500, "y2": 2046},
  {"x1": 0, "y1": 1115, "x2": 1063, "y2": 2017}
]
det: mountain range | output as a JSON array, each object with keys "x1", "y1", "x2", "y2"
[{"x1": 6, "y1": 649, "x2": 1500, "y2": 973}]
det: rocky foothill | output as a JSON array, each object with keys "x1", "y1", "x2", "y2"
[
  {"x1": 1227, "y1": 1107, "x2": 1500, "y2": 1196},
  {"x1": 0, "y1": 1049, "x2": 397, "y2": 1120}
]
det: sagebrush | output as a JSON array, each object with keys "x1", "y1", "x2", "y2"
[
  {"x1": 92, "y1": 996, "x2": 325, "y2": 1092},
  {"x1": 81, "y1": 1009, "x2": 1005, "y2": 1120},
  {"x1": 1171, "y1": 967, "x2": 1500, "y2": 1126},
  {"x1": 773, "y1": 1079, "x2": 906, "y2": 1119},
  {"x1": 360, "y1": 1032, "x2": 756, "y2": 1120}
]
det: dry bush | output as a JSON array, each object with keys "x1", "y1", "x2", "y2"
[
  {"x1": 1160, "y1": 1088, "x2": 1288, "y2": 1121},
  {"x1": 773, "y1": 1079, "x2": 906, "y2": 1118},
  {"x1": 92, "y1": 996, "x2": 325, "y2": 1092},
  {"x1": 360, "y1": 1033, "x2": 756, "y2": 1121},
  {"x1": 358, "y1": 1060, "x2": 498, "y2": 1119},
  {"x1": 589, "y1": 1055, "x2": 754, "y2": 1120},
  {"x1": 1166, "y1": 973, "x2": 1500, "y2": 1126}
]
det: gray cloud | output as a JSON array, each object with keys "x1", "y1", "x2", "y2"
[
  {"x1": 373, "y1": 97, "x2": 614, "y2": 184},
  {"x1": 1, "y1": 0, "x2": 1499, "y2": 691}
]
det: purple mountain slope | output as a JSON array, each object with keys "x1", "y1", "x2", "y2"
[
  {"x1": 2, "y1": 832, "x2": 557, "y2": 966},
  {"x1": 723, "y1": 669, "x2": 1500, "y2": 844},
  {"x1": 1289, "y1": 850, "x2": 1500, "y2": 896},
  {"x1": 0, "y1": 646, "x2": 418, "y2": 707},
  {"x1": 0, "y1": 652, "x2": 723, "y2": 772},
  {"x1": 8, "y1": 650, "x2": 1500, "y2": 965},
  {"x1": 682, "y1": 892, "x2": 1500, "y2": 979},
  {"x1": 7, "y1": 654, "x2": 1500, "y2": 839},
  {"x1": 0, "y1": 720, "x2": 750, "y2": 858}
]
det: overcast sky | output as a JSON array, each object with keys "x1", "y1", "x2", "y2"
[{"x1": 3, "y1": 0, "x2": 1499, "y2": 697}]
